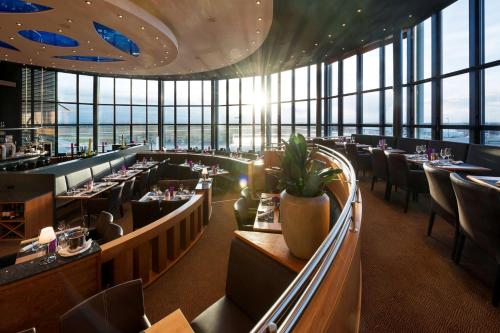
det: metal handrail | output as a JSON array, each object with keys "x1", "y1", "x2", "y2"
[{"x1": 251, "y1": 144, "x2": 358, "y2": 333}]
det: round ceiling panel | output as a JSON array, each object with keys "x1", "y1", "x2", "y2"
[{"x1": 18, "y1": 30, "x2": 79, "y2": 47}]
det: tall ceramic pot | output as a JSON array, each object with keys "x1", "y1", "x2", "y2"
[{"x1": 280, "y1": 190, "x2": 330, "y2": 259}]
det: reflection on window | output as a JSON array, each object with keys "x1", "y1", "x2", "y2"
[{"x1": 415, "y1": 18, "x2": 432, "y2": 80}]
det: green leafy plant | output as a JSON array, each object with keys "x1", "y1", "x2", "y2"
[{"x1": 270, "y1": 133, "x2": 342, "y2": 197}]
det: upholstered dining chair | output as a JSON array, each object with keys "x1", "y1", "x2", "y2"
[
  {"x1": 60, "y1": 279, "x2": 151, "y2": 333},
  {"x1": 120, "y1": 177, "x2": 136, "y2": 216},
  {"x1": 148, "y1": 165, "x2": 159, "y2": 191},
  {"x1": 157, "y1": 159, "x2": 169, "y2": 180},
  {"x1": 240, "y1": 187, "x2": 259, "y2": 210},
  {"x1": 133, "y1": 169, "x2": 150, "y2": 199},
  {"x1": 345, "y1": 143, "x2": 371, "y2": 177},
  {"x1": 88, "y1": 211, "x2": 123, "y2": 245},
  {"x1": 450, "y1": 173, "x2": 500, "y2": 307},
  {"x1": 387, "y1": 154, "x2": 429, "y2": 213},
  {"x1": 131, "y1": 199, "x2": 162, "y2": 230},
  {"x1": 86, "y1": 182, "x2": 125, "y2": 219},
  {"x1": 423, "y1": 164, "x2": 459, "y2": 259},
  {"x1": 370, "y1": 148, "x2": 391, "y2": 199},
  {"x1": 233, "y1": 198, "x2": 255, "y2": 231}
]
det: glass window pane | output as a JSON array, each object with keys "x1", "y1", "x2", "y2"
[
  {"x1": 442, "y1": 74, "x2": 469, "y2": 124},
  {"x1": 57, "y1": 73, "x2": 76, "y2": 103},
  {"x1": 98, "y1": 125, "x2": 113, "y2": 151},
  {"x1": 79, "y1": 125, "x2": 93, "y2": 149},
  {"x1": 295, "y1": 66, "x2": 308, "y2": 100},
  {"x1": 177, "y1": 107, "x2": 188, "y2": 124},
  {"x1": 281, "y1": 126, "x2": 292, "y2": 141},
  {"x1": 310, "y1": 65, "x2": 317, "y2": 99},
  {"x1": 132, "y1": 79, "x2": 146, "y2": 105},
  {"x1": 163, "y1": 125, "x2": 175, "y2": 149},
  {"x1": 163, "y1": 107, "x2": 174, "y2": 124},
  {"x1": 98, "y1": 77, "x2": 114, "y2": 104},
  {"x1": 343, "y1": 55, "x2": 357, "y2": 94},
  {"x1": 271, "y1": 104, "x2": 278, "y2": 124},
  {"x1": 115, "y1": 78, "x2": 130, "y2": 104},
  {"x1": 191, "y1": 106, "x2": 202, "y2": 124},
  {"x1": 415, "y1": 82, "x2": 432, "y2": 125},
  {"x1": 385, "y1": 44, "x2": 393, "y2": 87},
  {"x1": 416, "y1": 128, "x2": 432, "y2": 139},
  {"x1": 148, "y1": 125, "x2": 159, "y2": 148},
  {"x1": 343, "y1": 126, "x2": 357, "y2": 136},
  {"x1": 242, "y1": 105, "x2": 253, "y2": 124},
  {"x1": 363, "y1": 48, "x2": 379, "y2": 91},
  {"x1": 116, "y1": 125, "x2": 130, "y2": 144},
  {"x1": 132, "y1": 106, "x2": 146, "y2": 123},
  {"x1": 58, "y1": 126, "x2": 76, "y2": 153},
  {"x1": 203, "y1": 125, "x2": 211, "y2": 148},
  {"x1": 310, "y1": 101, "x2": 316, "y2": 124},
  {"x1": 385, "y1": 89, "x2": 393, "y2": 125},
  {"x1": 343, "y1": 95, "x2": 356, "y2": 124},
  {"x1": 58, "y1": 103, "x2": 76, "y2": 124},
  {"x1": 132, "y1": 125, "x2": 146, "y2": 143},
  {"x1": 218, "y1": 106, "x2": 227, "y2": 124},
  {"x1": 147, "y1": 80, "x2": 158, "y2": 105},
  {"x1": 402, "y1": 37, "x2": 407, "y2": 84},
  {"x1": 241, "y1": 77, "x2": 254, "y2": 105},
  {"x1": 190, "y1": 81, "x2": 202, "y2": 105},
  {"x1": 241, "y1": 125, "x2": 253, "y2": 151},
  {"x1": 116, "y1": 105, "x2": 130, "y2": 124},
  {"x1": 190, "y1": 126, "x2": 202, "y2": 149},
  {"x1": 295, "y1": 101, "x2": 308, "y2": 124},
  {"x1": 485, "y1": 0, "x2": 500, "y2": 63},
  {"x1": 204, "y1": 107, "x2": 212, "y2": 124},
  {"x1": 281, "y1": 102, "x2": 292, "y2": 124},
  {"x1": 482, "y1": 130, "x2": 500, "y2": 146},
  {"x1": 442, "y1": 0, "x2": 469, "y2": 73},
  {"x1": 203, "y1": 81, "x2": 212, "y2": 105},
  {"x1": 330, "y1": 98, "x2": 338, "y2": 124},
  {"x1": 362, "y1": 92, "x2": 379, "y2": 124},
  {"x1": 402, "y1": 87, "x2": 407, "y2": 125},
  {"x1": 442, "y1": 129, "x2": 470, "y2": 143},
  {"x1": 270, "y1": 74, "x2": 279, "y2": 102},
  {"x1": 362, "y1": 127, "x2": 380, "y2": 135},
  {"x1": 416, "y1": 18, "x2": 432, "y2": 80},
  {"x1": 147, "y1": 106, "x2": 158, "y2": 124},
  {"x1": 217, "y1": 125, "x2": 227, "y2": 148},
  {"x1": 176, "y1": 81, "x2": 189, "y2": 105},
  {"x1": 163, "y1": 81, "x2": 175, "y2": 105},
  {"x1": 79, "y1": 104, "x2": 93, "y2": 124},
  {"x1": 98, "y1": 105, "x2": 113, "y2": 124},
  {"x1": 228, "y1": 79, "x2": 240, "y2": 105},
  {"x1": 228, "y1": 125, "x2": 239, "y2": 151},
  {"x1": 229, "y1": 106, "x2": 239, "y2": 124},
  {"x1": 218, "y1": 80, "x2": 227, "y2": 105},
  {"x1": 484, "y1": 67, "x2": 500, "y2": 125},
  {"x1": 281, "y1": 70, "x2": 292, "y2": 101},
  {"x1": 79, "y1": 75, "x2": 93, "y2": 103}
]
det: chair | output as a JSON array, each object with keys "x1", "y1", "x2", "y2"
[
  {"x1": 157, "y1": 160, "x2": 169, "y2": 180},
  {"x1": 131, "y1": 200, "x2": 162, "y2": 230},
  {"x1": 345, "y1": 143, "x2": 371, "y2": 177},
  {"x1": 370, "y1": 148, "x2": 391, "y2": 199},
  {"x1": 423, "y1": 164, "x2": 459, "y2": 259},
  {"x1": 86, "y1": 182, "x2": 125, "y2": 219},
  {"x1": 148, "y1": 165, "x2": 159, "y2": 190},
  {"x1": 60, "y1": 279, "x2": 150, "y2": 333},
  {"x1": 387, "y1": 154, "x2": 429, "y2": 213},
  {"x1": 240, "y1": 187, "x2": 259, "y2": 210},
  {"x1": 450, "y1": 173, "x2": 500, "y2": 306},
  {"x1": 120, "y1": 177, "x2": 136, "y2": 216},
  {"x1": 88, "y1": 211, "x2": 123, "y2": 245},
  {"x1": 133, "y1": 169, "x2": 150, "y2": 199},
  {"x1": 233, "y1": 198, "x2": 255, "y2": 231},
  {"x1": 160, "y1": 199, "x2": 189, "y2": 215}
]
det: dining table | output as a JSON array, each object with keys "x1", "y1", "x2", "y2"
[
  {"x1": 129, "y1": 160, "x2": 159, "y2": 170},
  {"x1": 364, "y1": 147, "x2": 406, "y2": 155},
  {"x1": 335, "y1": 142, "x2": 371, "y2": 149},
  {"x1": 180, "y1": 163, "x2": 230, "y2": 177},
  {"x1": 139, "y1": 190, "x2": 195, "y2": 202},
  {"x1": 404, "y1": 154, "x2": 492, "y2": 173},
  {"x1": 56, "y1": 181, "x2": 119, "y2": 200},
  {"x1": 466, "y1": 175, "x2": 500, "y2": 192},
  {"x1": 102, "y1": 169, "x2": 143, "y2": 182},
  {"x1": 253, "y1": 193, "x2": 281, "y2": 233}
]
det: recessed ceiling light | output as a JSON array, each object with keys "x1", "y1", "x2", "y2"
[
  {"x1": 314, "y1": 42, "x2": 319, "y2": 46},
  {"x1": 90, "y1": 48, "x2": 94, "y2": 51},
  {"x1": 140, "y1": 26, "x2": 145, "y2": 30},
  {"x1": 342, "y1": 23, "x2": 346, "y2": 27},
  {"x1": 4, "y1": 54, "x2": 8, "y2": 57},
  {"x1": 42, "y1": 46, "x2": 46, "y2": 49},
  {"x1": 361, "y1": 39, "x2": 364, "y2": 42},
  {"x1": 256, "y1": 30, "x2": 261, "y2": 34},
  {"x1": 409, "y1": 14, "x2": 413, "y2": 18},
  {"x1": 72, "y1": 50, "x2": 76, "y2": 53},
  {"x1": 383, "y1": 28, "x2": 387, "y2": 31},
  {"x1": 67, "y1": 18, "x2": 72, "y2": 23},
  {"x1": 328, "y1": 34, "x2": 332, "y2": 38},
  {"x1": 357, "y1": 9, "x2": 362, "y2": 13},
  {"x1": 9, "y1": 37, "x2": 14, "y2": 40},
  {"x1": 87, "y1": 40, "x2": 91, "y2": 43},
  {"x1": 85, "y1": 1, "x2": 91, "y2": 5},
  {"x1": 57, "y1": 28, "x2": 63, "y2": 32},
  {"x1": 119, "y1": 55, "x2": 123, "y2": 58},
  {"x1": 258, "y1": 17, "x2": 262, "y2": 21},
  {"x1": 256, "y1": 0, "x2": 261, "y2": 4},
  {"x1": 302, "y1": 49, "x2": 306, "y2": 53},
  {"x1": 155, "y1": 36, "x2": 159, "y2": 40},
  {"x1": 118, "y1": 14, "x2": 123, "y2": 19},
  {"x1": 16, "y1": 22, "x2": 22, "y2": 26}
]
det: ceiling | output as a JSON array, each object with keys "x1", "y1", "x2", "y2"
[
  {"x1": 0, "y1": 0, "x2": 272, "y2": 76},
  {"x1": 0, "y1": 0, "x2": 457, "y2": 79}
]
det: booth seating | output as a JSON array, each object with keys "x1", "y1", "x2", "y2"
[
  {"x1": 466, "y1": 144, "x2": 500, "y2": 175},
  {"x1": 428, "y1": 140, "x2": 469, "y2": 162},
  {"x1": 158, "y1": 179, "x2": 199, "y2": 191},
  {"x1": 131, "y1": 200, "x2": 162, "y2": 230},
  {"x1": 345, "y1": 143, "x2": 371, "y2": 177},
  {"x1": 110, "y1": 157, "x2": 125, "y2": 172},
  {"x1": 86, "y1": 182, "x2": 125, "y2": 219},
  {"x1": 65, "y1": 168, "x2": 93, "y2": 190},
  {"x1": 233, "y1": 198, "x2": 255, "y2": 231},
  {"x1": 191, "y1": 237, "x2": 296, "y2": 332},
  {"x1": 396, "y1": 137, "x2": 430, "y2": 154},
  {"x1": 90, "y1": 162, "x2": 112, "y2": 182}
]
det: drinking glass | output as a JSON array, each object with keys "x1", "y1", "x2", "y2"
[
  {"x1": 179, "y1": 183, "x2": 184, "y2": 193},
  {"x1": 445, "y1": 148, "x2": 452, "y2": 161},
  {"x1": 416, "y1": 145, "x2": 422, "y2": 155},
  {"x1": 440, "y1": 148, "x2": 446, "y2": 160},
  {"x1": 421, "y1": 145, "x2": 426, "y2": 155}
]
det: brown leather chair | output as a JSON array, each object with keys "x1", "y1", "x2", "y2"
[
  {"x1": 423, "y1": 164, "x2": 459, "y2": 258},
  {"x1": 240, "y1": 187, "x2": 259, "y2": 210},
  {"x1": 370, "y1": 148, "x2": 391, "y2": 199},
  {"x1": 133, "y1": 169, "x2": 150, "y2": 199},
  {"x1": 346, "y1": 143, "x2": 371, "y2": 177},
  {"x1": 86, "y1": 182, "x2": 125, "y2": 219},
  {"x1": 191, "y1": 237, "x2": 296, "y2": 332},
  {"x1": 60, "y1": 279, "x2": 150, "y2": 333},
  {"x1": 88, "y1": 211, "x2": 123, "y2": 245},
  {"x1": 131, "y1": 200, "x2": 162, "y2": 230},
  {"x1": 157, "y1": 159, "x2": 169, "y2": 180},
  {"x1": 233, "y1": 198, "x2": 255, "y2": 231},
  {"x1": 388, "y1": 154, "x2": 429, "y2": 212},
  {"x1": 148, "y1": 165, "x2": 159, "y2": 190},
  {"x1": 120, "y1": 177, "x2": 136, "y2": 216},
  {"x1": 450, "y1": 173, "x2": 500, "y2": 306}
]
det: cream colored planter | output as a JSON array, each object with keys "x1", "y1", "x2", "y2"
[{"x1": 280, "y1": 191, "x2": 330, "y2": 259}]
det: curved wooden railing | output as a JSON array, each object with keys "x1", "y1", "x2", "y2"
[
  {"x1": 252, "y1": 144, "x2": 362, "y2": 333},
  {"x1": 100, "y1": 193, "x2": 206, "y2": 287}
]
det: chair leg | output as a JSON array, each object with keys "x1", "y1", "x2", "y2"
[
  {"x1": 384, "y1": 182, "x2": 392, "y2": 201},
  {"x1": 404, "y1": 190, "x2": 410, "y2": 213},
  {"x1": 454, "y1": 233, "x2": 466, "y2": 265},
  {"x1": 371, "y1": 176, "x2": 376, "y2": 191},
  {"x1": 427, "y1": 211, "x2": 436, "y2": 236},
  {"x1": 493, "y1": 264, "x2": 500, "y2": 307}
]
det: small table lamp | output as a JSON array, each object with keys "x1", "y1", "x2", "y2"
[
  {"x1": 39, "y1": 227, "x2": 57, "y2": 264},
  {"x1": 201, "y1": 167, "x2": 208, "y2": 181}
]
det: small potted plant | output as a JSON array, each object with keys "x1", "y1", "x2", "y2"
[{"x1": 270, "y1": 133, "x2": 342, "y2": 259}]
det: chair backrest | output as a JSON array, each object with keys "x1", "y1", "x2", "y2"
[
  {"x1": 95, "y1": 211, "x2": 114, "y2": 235},
  {"x1": 60, "y1": 279, "x2": 148, "y2": 333},
  {"x1": 101, "y1": 223, "x2": 123, "y2": 243},
  {"x1": 423, "y1": 164, "x2": 458, "y2": 222},
  {"x1": 91, "y1": 162, "x2": 111, "y2": 182},
  {"x1": 106, "y1": 182, "x2": 125, "y2": 212},
  {"x1": 160, "y1": 199, "x2": 189, "y2": 215},
  {"x1": 371, "y1": 148, "x2": 389, "y2": 180},
  {"x1": 124, "y1": 154, "x2": 137, "y2": 167},
  {"x1": 388, "y1": 154, "x2": 409, "y2": 188},
  {"x1": 157, "y1": 160, "x2": 169, "y2": 180},
  {"x1": 177, "y1": 165, "x2": 195, "y2": 179},
  {"x1": 66, "y1": 168, "x2": 92, "y2": 189},
  {"x1": 466, "y1": 144, "x2": 500, "y2": 174},
  {"x1": 148, "y1": 166, "x2": 159, "y2": 189},
  {"x1": 233, "y1": 198, "x2": 252, "y2": 229},
  {"x1": 131, "y1": 200, "x2": 161, "y2": 230},
  {"x1": 428, "y1": 140, "x2": 469, "y2": 162},
  {"x1": 135, "y1": 169, "x2": 150, "y2": 196},
  {"x1": 109, "y1": 157, "x2": 125, "y2": 172},
  {"x1": 122, "y1": 177, "x2": 136, "y2": 203},
  {"x1": 55, "y1": 176, "x2": 68, "y2": 196},
  {"x1": 450, "y1": 173, "x2": 500, "y2": 258},
  {"x1": 225, "y1": 238, "x2": 296, "y2": 322},
  {"x1": 345, "y1": 143, "x2": 359, "y2": 168}
]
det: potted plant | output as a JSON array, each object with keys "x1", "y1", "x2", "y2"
[{"x1": 270, "y1": 133, "x2": 342, "y2": 259}]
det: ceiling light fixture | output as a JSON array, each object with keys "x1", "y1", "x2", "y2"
[
  {"x1": 67, "y1": 18, "x2": 72, "y2": 23},
  {"x1": 314, "y1": 42, "x2": 318, "y2": 46},
  {"x1": 9, "y1": 37, "x2": 14, "y2": 40},
  {"x1": 342, "y1": 23, "x2": 346, "y2": 27},
  {"x1": 256, "y1": 30, "x2": 261, "y2": 34},
  {"x1": 328, "y1": 34, "x2": 332, "y2": 38},
  {"x1": 155, "y1": 36, "x2": 159, "y2": 40},
  {"x1": 85, "y1": 1, "x2": 91, "y2": 5},
  {"x1": 409, "y1": 14, "x2": 413, "y2": 18},
  {"x1": 383, "y1": 28, "x2": 387, "y2": 31},
  {"x1": 72, "y1": 50, "x2": 76, "y2": 53},
  {"x1": 16, "y1": 22, "x2": 22, "y2": 26},
  {"x1": 258, "y1": 17, "x2": 262, "y2": 21},
  {"x1": 57, "y1": 28, "x2": 63, "y2": 32},
  {"x1": 140, "y1": 26, "x2": 145, "y2": 30},
  {"x1": 118, "y1": 14, "x2": 123, "y2": 19},
  {"x1": 357, "y1": 9, "x2": 362, "y2": 13}
]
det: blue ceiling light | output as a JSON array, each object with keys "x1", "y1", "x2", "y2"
[
  {"x1": 18, "y1": 30, "x2": 79, "y2": 47},
  {"x1": 0, "y1": 0, "x2": 52, "y2": 13},
  {"x1": 54, "y1": 55, "x2": 123, "y2": 62},
  {"x1": 0, "y1": 40, "x2": 19, "y2": 51},
  {"x1": 93, "y1": 22, "x2": 140, "y2": 57}
]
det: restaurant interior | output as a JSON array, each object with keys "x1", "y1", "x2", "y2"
[{"x1": 0, "y1": 0, "x2": 499, "y2": 332}]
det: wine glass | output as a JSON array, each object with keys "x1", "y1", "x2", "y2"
[
  {"x1": 179, "y1": 183, "x2": 184, "y2": 194},
  {"x1": 440, "y1": 148, "x2": 446, "y2": 160},
  {"x1": 421, "y1": 145, "x2": 427, "y2": 155},
  {"x1": 445, "y1": 148, "x2": 452, "y2": 161},
  {"x1": 416, "y1": 145, "x2": 422, "y2": 155}
]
